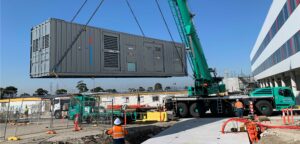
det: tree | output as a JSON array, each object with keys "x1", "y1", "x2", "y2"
[
  {"x1": 128, "y1": 88, "x2": 136, "y2": 92},
  {"x1": 56, "y1": 89, "x2": 67, "y2": 95},
  {"x1": 20, "y1": 93, "x2": 30, "y2": 97},
  {"x1": 3, "y1": 86, "x2": 18, "y2": 97},
  {"x1": 91, "y1": 87, "x2": 104, "y2": 92},
  {"x1": 76, "y1": 80, "x2": 88, "y2": 93},
  {"x1": 154, "y1": 83, "x2": 162, "y2": 91},
  {"x1": 165, "y1": 86, "x2": 171, "y2": 91},
  {"x1": 106, "y1": 89, "x2": 117, "y2": 93},
  {"x1": 147, "y1": 87, "x2": 153, "y2": 92},
  {"x1": 138, "y1": 87, "x2": 145, "y2": 92},
  {"x1": 0, "y1": 87, "x2": 4, "y2": 99},
  {"x1": 35, "y1": 88, "x2": 48, "y2": 96}
]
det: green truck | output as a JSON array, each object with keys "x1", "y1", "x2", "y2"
[
  {"x1": 68, "y1": 95, "x2": 137, "y2": 123},
  {"x1": 68, "y1": 95, "x2": 97, "y2": 123},
  {"x1": 249, "y1": 86, "x2": 295, "y2": 116}
]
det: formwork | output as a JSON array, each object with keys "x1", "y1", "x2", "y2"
[{"x1": 30, "y1": 18, "x2": 187, "y2": 78}]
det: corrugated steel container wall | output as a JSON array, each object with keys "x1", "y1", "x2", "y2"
[{"x1": 30, "y1": 18, "x2": 187, "y2": 78}]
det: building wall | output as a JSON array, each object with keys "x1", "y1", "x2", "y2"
[
  {"x1": 98, "y1": 92, "x2": 187, "y2": 108},
  {"x1": 223, "y1": 78, "x2": 240, "y2": 92},
  {"x1": 0, "y1": 100, "x2": 50, "y2": 115},
  {"x1": 250, "y1": 0, "x2": 300, "y2": 104}
]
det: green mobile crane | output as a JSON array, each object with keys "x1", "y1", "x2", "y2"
[
  {"x1": 169, "y1": 0, "x2": 225, "y2": 97},
  {"x1": 165, "y1": 0, "x2": 296, "y2": 117}
]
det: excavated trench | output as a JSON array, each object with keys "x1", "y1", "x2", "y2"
[{"x1": 40, "y1": 124, "x2": 171, "y2": 144}]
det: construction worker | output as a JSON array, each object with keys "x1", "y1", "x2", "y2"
[
  {"x1": 106, "y1": 117, "x2": 128, "y2": 144},
  {"x1": 234, "y1": 99, "x2": 244, "y2": 118},
  {"x1": 24, "y1": 105, "x2": 29, "y2": 118}
]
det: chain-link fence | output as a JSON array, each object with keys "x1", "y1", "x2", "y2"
[
  {"x1": 0, "y1": 96, "x2": 165, "y2": 141},
  {"x1": 0, "y1": 98, "x2": 72, "y2": 140}
]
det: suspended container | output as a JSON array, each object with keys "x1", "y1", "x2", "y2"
[{"x1": 30, "y1": 18, "x2": 187, "y2": 78}]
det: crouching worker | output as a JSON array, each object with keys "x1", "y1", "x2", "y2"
[{"x1": 106, "y1": 118, "x2": 128, "y2": 144}]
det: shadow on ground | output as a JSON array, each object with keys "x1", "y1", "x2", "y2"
[{"x1": 150, "y1": 118, "x2": 224, "y2": 139}]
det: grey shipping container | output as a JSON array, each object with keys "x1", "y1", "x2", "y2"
[{"x1": 30, "y1": 18, "x2": 187, "y2": 78}]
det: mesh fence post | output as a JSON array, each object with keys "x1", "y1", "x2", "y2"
[{"x1": 3, "y1": 97, "x2": 11, "y2": 140}]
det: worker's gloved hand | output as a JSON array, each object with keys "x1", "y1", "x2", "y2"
[{"x1": 104, "y1": 129, "x2": 108, "y2": 135}]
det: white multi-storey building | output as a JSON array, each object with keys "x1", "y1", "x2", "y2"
[{"x1": 250, "y1": 0, "x2": 300, "y2": 103}]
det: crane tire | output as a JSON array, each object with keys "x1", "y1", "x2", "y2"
[
  {"x1": 255, "y1": 100, "x2": 273, "y2": 116},
  {"x1": 177, "y1": 102, "x2": 188, "y2": 117},
  {"x1": 189, "y1": 102, "x2": 202, "y2": 117}
]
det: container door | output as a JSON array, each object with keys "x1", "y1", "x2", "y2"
[
  {"x1": 144, "y1": 43, "x2": 154, "y2": 72},
  {"x1": 153, "y1": 44, "x2": 164, "y2": 72},
  {"x1": 144, "y1": 43, "x2": 164, "y2": 72},
  {"x1": 173, "y1": 46, "x2": 183, "y2": 72}
]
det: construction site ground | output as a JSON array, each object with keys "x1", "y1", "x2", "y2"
[
  {"x1": 1, "y1": 114, "x2": 300, "y2": 144},
  {"x1": 258, "y1": 116, "x2": 300, "y2": 144},
  {"x1": 0, "y1": 119, "x2": 176, "y2": 144},
  {"x1": 143, "y1": 118, "x2": 249, "y2": 144}
]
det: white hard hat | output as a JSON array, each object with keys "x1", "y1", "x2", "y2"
[{"x1": 114, "y1": 118, "x2": 121, "y2": 125}]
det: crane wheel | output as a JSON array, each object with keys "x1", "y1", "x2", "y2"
[
  {"x1": 177, "y1": 102, "x2": 188, "y2": 117},
  {"x1": 189, "y1": 102, "x2": 202, "y2": 117},
  {"x1": 255, "y1": 100, "x2": 273, "y2": 116}
]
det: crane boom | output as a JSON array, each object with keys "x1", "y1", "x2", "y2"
[{"x1": 169, "y1": 0, "x2": 225, "y2": 96}]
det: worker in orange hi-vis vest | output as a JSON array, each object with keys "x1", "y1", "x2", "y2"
[
  {"x1": 106, "y1": 118, "x2": 128, "y2": 144},
  {"x1": 234, "y1": 99, "x2": 244, "y2": 118}
]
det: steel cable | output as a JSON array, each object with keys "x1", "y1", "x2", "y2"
[
  {"x1": 71, "y1": 0, "x2": 88, "y2": 22},
  {"x1": 124, "y1": 0, "x2": 145, "y2": 37},
  {"x1": 51, "y1": 0, "x2": 105, "y2": 74},
  {"x1": 154, "y1": 0, "x2": 187, "y2": 75}
]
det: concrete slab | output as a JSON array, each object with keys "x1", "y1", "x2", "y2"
[{"x1": 142, "y1": 118, "x2": 250, "y2": 144}]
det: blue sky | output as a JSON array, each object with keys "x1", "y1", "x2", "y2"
[{"x1": 0, "y1": 0, "x2": 271, "y2": 94}]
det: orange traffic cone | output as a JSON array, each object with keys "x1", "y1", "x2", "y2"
[
  {"x1": 46, "y1": 130, "x2": 57, "y2": 134},
  {"x1": 73, "y1": 114, "x2": 81, "y2": 131}
]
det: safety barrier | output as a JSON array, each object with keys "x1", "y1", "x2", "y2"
[
  {"x1": 245, "y1": 122, "x2": 259, "y2": 143},
  {"x1": 282, "y1": 108, "x2": 294, "y2": 125},
  {"x1": 222, "y1": 118, "x2": 300, "y2": 144},
  {"x1": 0, "y1": 98, "x2": 167, "y2": 141},
  {"x1": 249, "y1": 101, "x2": 254, "y2": 116},
  {"x1": 73, "y1": 114, "x2": 81, "y2": 131}
]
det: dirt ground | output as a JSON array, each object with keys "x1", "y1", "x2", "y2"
[
  {"x1": 0, "y1": 120, "x2": 176, "y2": 144},
  {"x1": 258, "y1": 129, "x2": 300, "y2": 144},
  {"x1": 258, "y1": 116, "x2": 300, "y2": 144}
]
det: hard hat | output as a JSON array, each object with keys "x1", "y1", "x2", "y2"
[{"x1": 114, "y1": 118, "x2": 121, "y2": 125}]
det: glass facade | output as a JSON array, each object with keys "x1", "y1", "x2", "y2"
[
  {"x1": 253, "y1": 31, "x2": 300, "y2": 76},
  {"x1": 251, "y1": 0, "x2": 299, "y2": 65}
]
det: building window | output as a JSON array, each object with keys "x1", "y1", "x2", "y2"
[
  {"x1": 42, "y1": 36, "x2": 45, "y2": 49},
  {"x1": 251, "y1": 0, "x2": 298, "y2": 65},
  {"x1": 253, "y1": 31, "x2": 300, "y2": 76},
  {"x1": 140, "y1": 96, "x2": 144, "y2": 103},
  {"x1": 45, "y1": 35, "x2": 49, "y2": 48},
  {"x1": 32, "y1": 39, "x2": 36, "y2": 52},
  {"x1": 295, "y1": 32, "x2": 300, "y2": 52},
  {"x1": 127, "y1": 62, "x2": 136, "y2": 72},
  {"x1": 123, "y1": 97, "x2": 129, "y2": 103},
  {"x1": 152, "y1": 96, "x2": 159, "y2": 102},
  {"x1": 289, "y1": 0, "x2": 298, "y2": 12}
]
